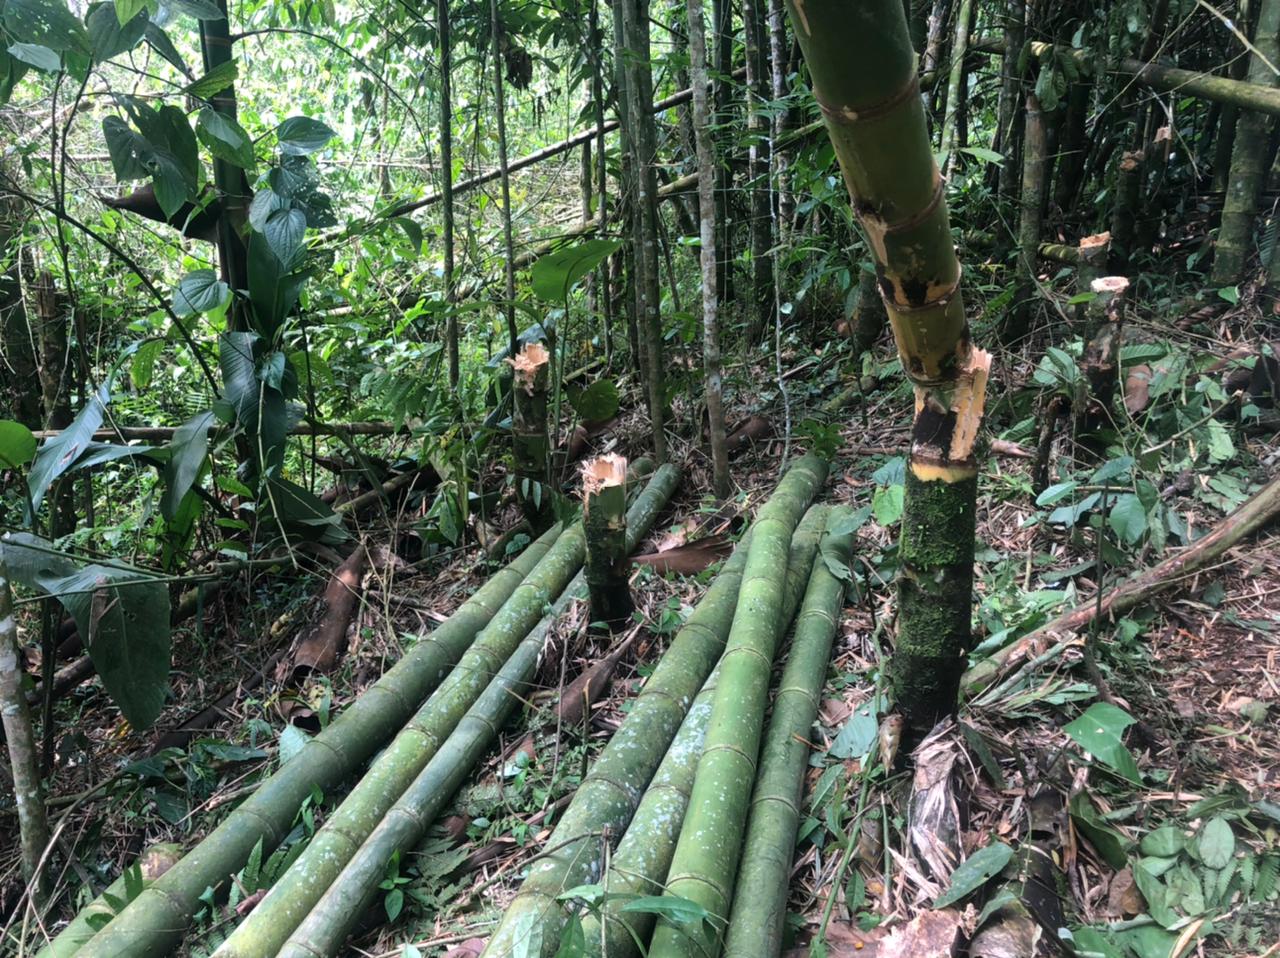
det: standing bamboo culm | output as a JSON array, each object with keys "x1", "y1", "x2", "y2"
[
  {"x1": 491, "y1": 0, "x2": 519, "y2": 358},
  {"x1": 647, "y1": 454, "x2": 828, "y2": 958},
  {"x1": 1211, "y1": 0, "x2": 1280, "y2": 287},
  {"x1": 688, "y1": 0, "x2": 731, "y2": 497},
  {"x1": 0, "y1": 552, "x2": 49, "y2": 899},
  {"x1": 1003, "y1": 92, "x2": 1047, "y2": 345},
  {"x1": 582, "y1": 454, "x2": 633, "y2": 630},
  {"x1": 939, "y1": 0, "x2": 974, "y2": 174},
  {"x1": 439, "y1": 0, "x2": 458, "y2": 387},
  {"x1": 784, "y1": 0, "x2": 990, "y2": 741},
  {"x1": 743, "y1": 0, "x2": 775, "y2": 342},
  {"x1": 723, "y1": 506, "x2": 856, "y2": 958},
  {"x1": 510, "y1": 342, "x2": 554, "y2": 533}
]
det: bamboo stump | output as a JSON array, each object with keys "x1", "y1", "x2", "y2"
[
  {"x1": 1075, "y1": 231, "x2": 1111, "y2": 326},
  {"x1": 1074, "y1": 276, "x2": 1130, "y2": 453},
  {"x1": 509, "y1": 342, "x2": 553, "y2": 534},
  {"x1": 582, "y1": 454, "x2": 632, "y2": 632}
]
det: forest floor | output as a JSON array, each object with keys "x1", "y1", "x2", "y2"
[{"x1": 2, "y1": 303, "x2": 1279, "y2": 958}]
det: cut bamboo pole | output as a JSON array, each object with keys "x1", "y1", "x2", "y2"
[
  {"x1": 964, "y1": 473, "x2": 1280, "y2": 695},
  {"x1": 510, "y1": 342, "x2": 554, "y2": 534},
  {"x1": 485, "y1": 504, "x2": 831, "y2": 958},
  {"x1": 70, "y1": 523, "x2": 565, "y2": 958},
  {"x1": 582, "y1": 454, "x2": 632, "y2": 631},
  {"x1": 647, "y1": 454, "x2": 829, "y2": 958},
  {"x1": 35, "y1": 844, "x2": 182, "y2": 958},
  {"x1": 273, "y1": 465, "x2": 681, "y2": 958},
  {"x1": 723, "y1": 506, "x2": 856, "y2": 958}
]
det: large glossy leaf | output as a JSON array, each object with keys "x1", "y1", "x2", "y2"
[
  {"x1": 173, "y1": 269, "x2": 229, "y2": 317},
  {"x1": 113, "y1": 0, "x2": 148, "y2": 25},
  {"x1": 0, "y1": 420, "x2": 37, "y2": 469},
  {"x1": 265, "y1": 476, "x2": 348, "y2": 545},
  {"x1": 1, "y1": 48, "x2": 31, "y2": 104},
  {"x1": 168, "y1": 0, "x2": 225, "y2": 19},
  {"x1": 7, "y1": 41, "x2": 61, "y2": 71},
  {"x1": 263, "y1": 207, "x2": 306, "y2": 264},
  {"x1": 275, "y1": 116, "x2": 335, "y2": 156},
  {"x1": 1064, "y1": 702, "x2": 1142, "y2": 783},
  {"x1": 3, "y1": 0, "x2": 90, "y2": 54},
  {"x1": 567, "y1": 379, "x2": 619, "y2": 422},
  {"x1": 161, "y1": 411, "x2": 214, "y2": 521},
  {"x1": 87, "y1": 2, "x2": 146, "y2": 61},
  {"x1": 27, "y1": 380, "x2": 109, "y2": 517},
  {"x1": 531, "y1": 238, "x2": 623, "y2": 301},
  {"x1": 1, "y1": 533, "x2": 171, "y2": 729},
  {"x1": 219, "y1": 331, "x2": 288, "y2": 472},
  {"x1": 196, "y1": 106, "x2": 255, "y2": 168},
  {"x1": 182, "y1": 57, "x2": 237, "y2": 98},
  {"x1": 246, "y1": 233, "x2": 309, "y2": 337},
  {"x1": 143, "y1": 22, "x2": 188, "y2": 76}
]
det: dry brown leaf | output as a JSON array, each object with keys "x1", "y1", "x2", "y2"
[{"x1": 879, "y1": 909, "x2": 963, "y2": 958}]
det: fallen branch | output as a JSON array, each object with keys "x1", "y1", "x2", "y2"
[
  {"x1": 288, "y1": 542, "x2": 368, "y2": 679},
  {"x1": 963, "y1": 473, "x2": 1280, "y2": 695}
]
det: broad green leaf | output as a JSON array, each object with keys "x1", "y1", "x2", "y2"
[
  {"x1": 568, "y1": 379, "x2": 619, "y2": 422},
  {"x1": 161, "y1": 411, "x2": 214, "y2": 521},
  {"x1": 828, "y1": 693, "x2": 881, "y2": 761},
  {"x1": 87, "y1": 2, "x2": 146, "y2": 61},
  {"x1": 196, "y1": 107, "x2": 255, "y2": 168},
  {"x1": 1, "y1": 532, "x2": 171, "y2": 728},
  {"x1": 3, "y1": 0, "x2": 89, "y2": 53},
  {"x1": 1035, "y1": 480, "x2": 1078, "y2": 506},
  {"x1": 265, "y1": 477, "x2": 348, "y2": 545},
  {"x1": 1063, "y1": 702, "x2": 1142, "y2": 783},
  {"x1": 959, "y1": 146, "x2": 1004, "y2": 165},
  {"x1": 168, "y1": 0, "x2": 225, "y2": 18},
  {"x1": 1140, "y1": 826, "x2": 1185, "y2": 858},
  {"x1": 246, "y1": 232, "x2": 310, "y2": 337},
  {"x1": 0, "y1": 421, "x2": 37, "y2": 469},
  {"x1": 143, "y1": 22, "x2": 187, "y2": 75},
  {"x1": 619, "y1": 894, "x2": 711, "y2": 926},
  {"x1": 872, "y1": 483, "x2": 904, "y2": 526},
  {"x1": 934, "y1": 842, "x2": 1014, "y2": 908},
  {"x1": 130, "y1": 339, "x2": 164, "y2": 390},
  {"x1": 1197, "y1": 817, "x2": 1234, "y2": 869},
  {"x1": 1090, "y1": 456, "x2": 1134, "y2": 484},
  {"x1": 219, "y1": 330, "x2": 289, "y2": 472},
  {"x1": 1069, "y1": 792, "x2": 1132, "y2": 869},
  {"x1": 262, "y1": 207, "x2": 307, "y2": 264},
  {"x1": 7, "y1": 41, "x2": 60, "y2": 71},
  {"x1": 552, "y1": 914, "x2": 586, "y2": 958},
  {"x1": 1048, "y1": 491, "x2": 1100, "y2": 528},
  {"x1": 27, "y1": 380, "x2": 109, "y2": 517},
  {"x1": 1205, "y1": 419, "x2": 1235, "y2": 464},
  {"x1": 182, "y1": 58, "x2": 238, "y2": 98},
  {"x1": 1108, "y1": 494, "x2": 1148, "y2": 545},
  {"x1": 827, "y1": 505, "x2": 872, "y2": 538},
  {"x1": 114, "y1": 0, "x2": 149, "y2": 25},
  {"x1": 1216, "y1": 285, "x2": 1240, "y2": 305},
  {"x1": 530, "y1": 238, "x2": 623, "y2": 301},
  {"x1": 173, "y1": 269, "x2": 229, "y2": 317},
  {"x1": 276, "y1": 115, "x2": 336, "y2": 155}
]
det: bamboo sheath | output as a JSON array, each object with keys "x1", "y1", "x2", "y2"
[
  {"x1": 274, "y1": 465, "x2": 681, "y2": 958},
  {"x1": 213, "y1": 462, "x2": 662, "y2": 957},
  {"x1": 67, "y1": 522, "x2": 566, "y2": 958},
  {"x1": 580, "y1": 504, "x2": 853, "y2": 958},
  {"x1": 485, "y1": 503, "x2": 832, "y2": 957},
  {"x1": 722, "y1": 506, "x2": 855, "y2": 958},
  {"x1": 647, "y1": 454, "x2": 829, "y2": 958}
]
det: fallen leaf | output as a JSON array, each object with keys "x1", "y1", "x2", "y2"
[{"x1": 879, "y1": 909, "x2": 963, "y2": 958}]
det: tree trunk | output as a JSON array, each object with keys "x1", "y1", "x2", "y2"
[
  {"x1": 0, "y1": 177, "x2": 40, "y2": 427},
  {"x1": 582, "y1": 454, "x2": 633, "y2": 630},
  {"x1": 939, "y1": 0, "x2": 974, "y2": 173},
  {"x1": 491, "y1": 0, "x2": 519, "y2": 358},
  {"x1": 768, "y1": 0, "x2": 794, "y2": 241},
  {"x1": 785, "y1": 0, "x2": 990, "y2": 742},
  {"x1": 0, "y1": 557, "x2": 49, "y2": 899},
  {"x1": 1212, "y1": 0, "x2": 1257, "y2": 194},
  {"x1": 712, "y1": 0, "x2": 734, "y2": 302},
  {"x1": 439, "y1": 0, "x2": 458, "y2": 387},
  {"x1": 1003, "y1": 93, "x2": 1047, "y2": 345},
  {"x1": 1212, "y1": 0, "x2": 1280, "y2": 286},
  {"x1": 743, "y1": 0, "x2": 774, "y2": 342},
  {"x1": 688, "y1": 0, "x2": 731, "y2": 498}
]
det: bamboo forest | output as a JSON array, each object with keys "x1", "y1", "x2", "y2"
[{"x1": 3, "y1": 0, "x2": 1280, "y2": 954}]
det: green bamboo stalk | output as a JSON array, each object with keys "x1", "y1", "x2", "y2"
[
  {"x1": 275, "y1": 465, "x2": 681, "y2": 958},
  {"x1": 647, "y1": 453, "x2": 829, "y2": 958},
  {"x1": 1003, "y1": 91, "x2": 1046, "y2": 345},
  {"x1": 36, "y1": 845, "x2": 182, "y2": 958},
  {"x1": 1211, "y1": 0, "x2": 1280, "y2": 286},
  {"x1": 723, "y1": 507, "x2": 856, "y2": 958},
  {"x1": 71, "y1": 522, "x2": 565, "y2": 958},
  {"x1": 214, "y1": 466, "x2": 657, "y2": 958},
  {"x1": 938, "y1": 0, "x2": 974, "y2": 173},
  {"x1": 786, "y1": 0, "x2": 989, "y2": 741},
  {"x1": 580, "y1": 504, "x2": 841, "y2": 958},
  {"x1": 485, "y1": 503, "x2": 830, "y2": 958}
]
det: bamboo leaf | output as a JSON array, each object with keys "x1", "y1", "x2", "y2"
[{"x1": 934, "y1": 842, "x2": 1014, "y2": 907}]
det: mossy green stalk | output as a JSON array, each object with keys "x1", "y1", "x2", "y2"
[
  {"x1": 74, "y1": 523, "x2": 564, "y2": 958},
  {"x1": 486, "y1": 504, "x2": 829, "y2": 958},
  {"x1": 275, "y1": 465, "x2": 680, "y2": 958},
  {"x1": 647, "y1": 454, "x2": 828, "y2": 958},
  {"x1": 723, "y1": 507, "x2": 855, "y2": 958}
]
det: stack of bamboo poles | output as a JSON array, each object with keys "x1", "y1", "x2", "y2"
[
  {"x1": 46, "y1": 460, "x2": 678, "y2": 958},
  {"x1": 482, "y1": 455, "x2": 865, "y2": 958}
]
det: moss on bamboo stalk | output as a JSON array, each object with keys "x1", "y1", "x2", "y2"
[
  {"x1": 486, "y1": 504, "x2": 829, "y2": 958},
  {"x1": 274, "y1": 465, "x2": 680, "y2": 958},
  {"x1": 722, "y1": 506, "x2": 855, "y2": 958},
  {"x1": 583, "y1": 454, "x2": 632, "y2": 630},
  {"x1": 647, "y1": 454, "x2": 828, "y2": 958},
  {"x1": 73, "y1": 523, "x2": 565, "y2": 958},
  {"x1": 215, "y1": 464, "x2": 656, "y2": 958}
]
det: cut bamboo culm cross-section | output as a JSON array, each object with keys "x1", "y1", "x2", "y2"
[
  {"x1": 582, "y1": 453, "x2": 632, "y2": 631},
  {"x1": 509, "y1": 341, "x2": 553, "y2": 533}
]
